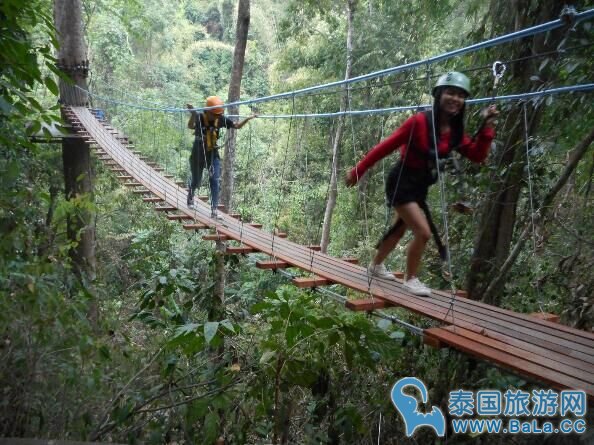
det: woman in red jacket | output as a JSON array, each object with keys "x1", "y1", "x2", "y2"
[{"x1": 345, "y1": 72, "x2": 499, "y2": 296}]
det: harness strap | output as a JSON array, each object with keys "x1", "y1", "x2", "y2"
[
  {"x1": 375, "y1": 202, "x2": 448, "y2": 262},
  {"x1": 202, "y1": 113, "x2": 219, "y2": 151}
]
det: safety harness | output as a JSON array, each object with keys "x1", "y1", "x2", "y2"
[
  {"x1": 377, "y1": 111, "x2": 451, "y2": 266},
  {"x1": 200, "y1": 113, "x2": 220, "y2": 151}
]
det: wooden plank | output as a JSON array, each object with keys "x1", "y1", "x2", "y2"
[
  {"x1": 423, "y1": 334, "x2": 446, "y2": 349},
  {"x1": 229, "y1": 213, "x2": 241, "y2": 219},
  {"x1": 424, "y1": 327, "x2": 594, "y2": 397},
  {"x1": 167, "y1": 214, "x2": 192, "y2": 221},
  {"x1": 437, "y1": 325, "x2": 594, "y2": 385},
  {"x1": 123, "y1": 182, "x2": 142, "y2": 187},
  {"x1": 250, "y1": 223, "x2": 263, "y2": 229},
  {"x1": 220, "y1": 220, "x2": 594, "y2": 359},
  {"x1": 530, "y1": 312, "x2": 560, "y2": 323},
  {"x1": 345, "y1": 298, "x2": 393, "y2": 311},
  {"x1": 203, "y1": 234, "x2": 229, "y2": 241},
  {"x1": 226, "y1": 246, "x2": 256, "y2": 254},
  {"x1": 131, "y1": 189, "x2": 150, "y2": 194},
  {"x1": 183, "y1": 223, "x2": 208, "y2": 230},
  {"x1": 116, "y1": 175, "x2": 133, "y2": 180},
  {"x1": 341, "y1": 257, "x2": 359, "y2": 265},
  {"x1": 256, "y1": 260, "x2": 289, "y2": 270},
  {"x1": 143, "y1": 197, "x2": 163, "y2": 203},
  {"x1": 292, "y1": 276, "x2": 332, "y2": 288},
  {"x1": 438, "y1": 289, "x2": 468, "y2": 298},
  {"x1": 155, "y1": 206, "x2": 177, "y2": 212}
]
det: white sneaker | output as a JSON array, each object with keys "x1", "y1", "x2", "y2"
[
  {"x1": 368, "y1": 262, "x2": 396, "y2": 280},
  {"x1": 210, "y1": 210, "x2": 223, "y2": 220},
  {"x1": 404, "y1": 277, "x2": 432, "y2": 297}
]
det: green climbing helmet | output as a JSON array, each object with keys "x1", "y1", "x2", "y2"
[{"x1": 432, "y1": 71, "x2": 471, "y2": 97}]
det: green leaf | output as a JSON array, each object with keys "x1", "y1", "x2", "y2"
[
  {"x1": 377, "y1": 319, "x2": 391, "y2": 331},
  {"x1": 204, "y1": 321, "x2": 219, "y2": 344},
  {"x1": 260, "y1": 350, "x2": 276, "y2": 364},
  {"x1": 0, "y1": 97, "x2": 14, "y2": 114},
  {"x1": 44, "y1": 76, "x2": 59, "y2": 95},
  {"x1": 174, "y1": 322, "x2": 200, "y2": 338},
  {"x1": 250, "y1": 301, "x2": 270, "y2": 314},
  {"x1": 203, "y1": 411, "x2": 219, "y2": 444},
  {"x1": 285, "y1": 324, "x2": 299, "y2": 347},
  {"x1": 390, "y1": 330, "x2": 405, "y2": 340},
  {"x1": 220, "y1": 319, "x2": 235, "y2": 333}
]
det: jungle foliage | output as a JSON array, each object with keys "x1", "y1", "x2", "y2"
[{"x1": 1, "y1": 0, "x2": 592, "y2": 444}]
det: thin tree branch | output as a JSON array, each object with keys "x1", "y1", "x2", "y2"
[{"x1": 482, "y1": 127, "x2": 594, "y2": 301}]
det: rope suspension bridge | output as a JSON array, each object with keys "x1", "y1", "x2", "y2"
[{"x1": 61, "y1": 7, "x2": 594, "y2": 401}]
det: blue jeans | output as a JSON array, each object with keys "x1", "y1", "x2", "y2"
[{"x1": 189, "y1": 141, "x2": 221, "y2": 211}]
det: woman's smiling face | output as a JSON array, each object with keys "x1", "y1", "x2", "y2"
[{"x1": 439, "y1": 87, "x2": 467, "y2": 116}]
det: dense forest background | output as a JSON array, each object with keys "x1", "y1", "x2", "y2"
[{"x1": 1, "y1": 0, "x2": 593, "y2": 444}]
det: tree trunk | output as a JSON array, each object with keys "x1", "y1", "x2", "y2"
[
  {"x1": 221, "y1": 0, "x2": 250, "y2": 212},
  {"x1": 320, "y1": 0, "x2": 355, "y2": 253},
  {"x1": 466, "y1": 0, "x2": 566, "y2": 303},
  {"x1": 54, "y1": 0, "x2": 98, "y2": 325},
  {"x1": 211, "y1": 0, "x2": 249, "y2": 327}
]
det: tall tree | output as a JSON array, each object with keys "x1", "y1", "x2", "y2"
[
  {"x1": 320, "y1": 0, "x2": 356, "y2": 253},
  {"x1": 212, "y1": 0, "x2": 250, "y2": 320},
  {"x1": 221, "y1": 0, "x2": 250, "y2": 211},
  {"x1": 466, "y1": 0, "x2": 571, "y2": 303},
  {"x1": 54, "y1": 0, "x2": 97, "y2": 322}
]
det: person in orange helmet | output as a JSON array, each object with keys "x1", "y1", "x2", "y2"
[{"x1": 186, "y1": 96, "x2": 256, "y2": 218}]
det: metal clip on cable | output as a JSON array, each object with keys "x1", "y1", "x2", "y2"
[
  {"x1": 492, "y1": 61, "x2": 507, "y2": 90},
  {"x1": 560, "y1": 5, "x2": 578, "y2": 29}
]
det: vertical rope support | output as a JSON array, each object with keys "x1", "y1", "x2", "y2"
[
  {"x1": 522, "y1": 102, "x2": 544, "y2": 312},
  {"x1": 426, "y1": 65, "x2": 457, "y2": 325},
  {"x1": 271, "y1": 96, "x2": 296, "y2": 259}
]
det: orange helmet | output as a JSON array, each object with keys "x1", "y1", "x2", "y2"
[{"x1": 205, "y1": 96, "x2": 224, "y2": 115}]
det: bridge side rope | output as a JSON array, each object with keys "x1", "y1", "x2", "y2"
[
  {"x1": 167, "y1": 7, "x2": 593, "y2": 113},
  {"x1": 72, "y1": 8, "x2": 593, "y2": 116},
  {"x1": 270, "y1": 96, "x2": 296, "y2": 262},
  {"x1": 522, "y1": 102, "x2": 545, "y2": 314},
  {"x1": 237, "y1": 123, "x2": 255, "y2": 246},
  {"x1": 77, "y1": 82, "x2": 594, "y2": 119}
]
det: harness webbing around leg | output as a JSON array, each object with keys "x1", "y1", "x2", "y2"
[{"x1": 375, "y1": 201, "x2": 448, "y2": 262}]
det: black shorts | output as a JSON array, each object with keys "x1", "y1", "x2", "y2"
[{"x1": 385, "y1": 162, "x2": 435, "y2": 207}]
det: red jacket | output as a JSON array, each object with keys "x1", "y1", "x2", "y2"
[{"x1": 350, "y1": 112, "x2": 495, "y2": 180}]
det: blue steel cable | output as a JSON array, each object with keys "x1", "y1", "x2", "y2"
[
  {"x1": 77, "y1": 83, "x2": 594, "y2": 118},
  {"x1": 171, "y1": 8, "x2": 594, "y2": 113},
  {"x1": 235, "y1": 83, "x2": 594, "y2": 119},
  {"x1": 78, "y1": 8, "x2": 594, "y2": 115}
]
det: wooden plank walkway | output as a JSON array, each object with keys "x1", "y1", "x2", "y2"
[{"x1": 66, "y1": 106, "x2": 594, "y2": 400}]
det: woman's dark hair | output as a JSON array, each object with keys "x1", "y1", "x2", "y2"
[{"x1": 432, "y1": 86, "x2": 466, "y2": 151}]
